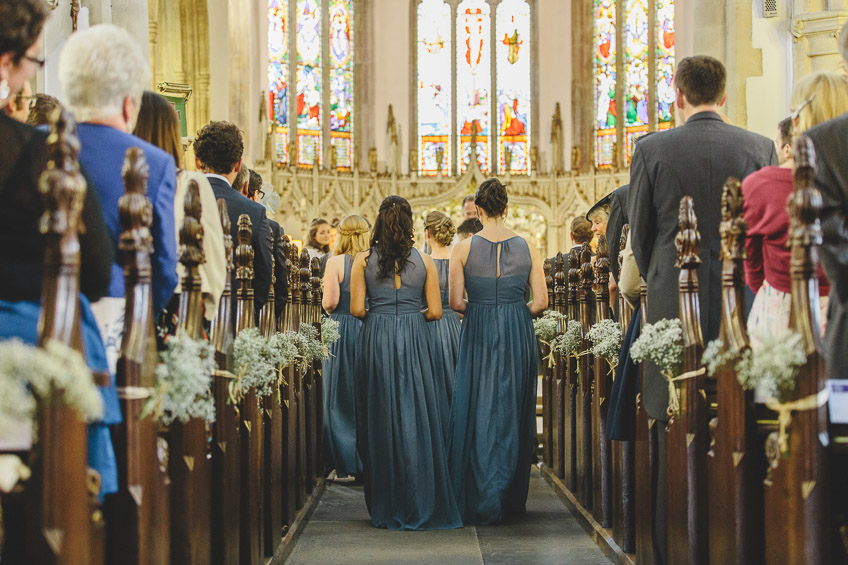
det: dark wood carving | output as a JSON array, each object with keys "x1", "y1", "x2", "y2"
[
  {"x1": 542, "y1": 258, "x2": 554, "y2": 470},
  {"x1": 577, "y1": 241, "x2": 594, "y2": 510},
  {"x1": 259, "y1": 229, "x2": 276, "y2": 337},
  {"x1": 553, "y1": 252, "x2": 567, "y2": 482},
  {"x1": 107, "y1": 147, "x2": 168, "y2": 565},
  {"x1": 235, "y1": 215, "x2": 256, "y2": 333},
  {"x1": 592, "y1": 235, "x2": 612, "y2": 527},
  {"x1": 762, "y1": 135, "x2": 830, "y2": 563},
  {"x1": 566, "y1": 247, "x2": 580, "y2": 493},
  {"x1": 210, "y1": 199, "x2": 241, "y2": 565},
  {"x1": 296, "y1": 250, "x2": 310, "y2": 503},
  {"x1": 666, "y1": 196, "x2": 708, "y2": 564},
  {"x1": 283, "y1": 239, "x2": 299, "y2": 525},
  {"x1": 310, "y1": 257, "x2": 324, "y2": 483}
]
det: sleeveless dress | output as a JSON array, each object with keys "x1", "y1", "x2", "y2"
[
  {"x1": 322, "y1": 255, "x2": 363, "y2": 477},
  {"x1": 447, "y1": 236, "x2": 538, "y2": 524},
  {"x1": 426, "y1": 258, "x2": 460, "y2": 436},
  {"x1": 355, "y1": 248, "x2": 462, "y2": 530}
]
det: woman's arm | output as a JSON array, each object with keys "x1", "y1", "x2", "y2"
[
  {"x1": 449, "y1": 239, "x2": 470, "y2": 313},
  {"x1": 422, "y1": 253, "x2": 443, "y2": 321},
  {"x1": 349, "y1": 251, "x2": 369, "y2": 318},
  {"x1": 526, "y1": 240, "x2": 548, "y2": 316},
  {"x1": 322, "y1": 255, "x2": 342, "y2": 312},
  {"x1": 619, "y1": 232, "x2": 641, "y2": 308}
]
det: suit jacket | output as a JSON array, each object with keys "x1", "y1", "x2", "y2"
[
  {"x1": 629, "y1": 111, "x2": 777, "y2": 420},
  {"x1": 207, "y1": 176, "x2": 272, "y2": 318},
  {"x1": 805, "y1": 115, "x2": 848, "y2": 380},
  {"x1": 0, "y1": 113, "x2": 113, "y2": 303},
  {"x1": 77, "y1": 123, "x2": 178, "y2": 314},
  {"x1": 268, "y1": 219, "x2": 288, "y2": 319}
]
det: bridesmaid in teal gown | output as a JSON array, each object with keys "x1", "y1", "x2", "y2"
[
  {"x1": 423, "y1": 211, "x2": 460, "y2": 436},
  {"x1": 447, "y1": 178, "x2": 548, "y2": 524},
  {"x1": 321, "y1": 215, "x2": 371, "y2": 478},
  {"x1": 350, "y1": 196, "x2": 462, "y2": 531}
]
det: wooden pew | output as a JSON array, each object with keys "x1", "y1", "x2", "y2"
[
  {"x1": 210, "y1": 200, "x2": 241, "y2": 565},
  {"x1": 592, "y1": 235, "x2": 612, "y2": 527},
  {"x1": 707, "y1": 178, "x2": 764, "y2": 562},
  {"x1": 762, "y1": 136, "x2": 830, "y2": 563},
  {"x1": 665, "y1": 196, "x2": 708, "y2": 564},
  {"x1": 282, "y1": 240, "x2": 300, "y2": 524},
  {"x1": 107, "y1": 147, "x2": 169, "y2": 565},
  {"x1": 234, "y1": 215, "x2": 265, "y2": 565},
  {"x1": 553, "y1": 253, "x2": 567, "y2": 482},
  {"x1": 577, "y1": 242, "x2": 594, "y2": 509},
  {"x1": 542, "y1": 258, "x2": 554, "y2": 470},
  {"x1": 566, "y1": 247, "x2": 580, "y2": 494},
  {"x1": 310, "y1": 257, "x2": 325, "y2": 481},
  {"x1": 304, "y1": 258, "x2": 318, "y2": 487},
  {"x1": 296, "y1": 250, "x2": 309, "y2": 504}
]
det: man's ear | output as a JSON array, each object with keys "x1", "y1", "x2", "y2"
[
  {"x1": 195, "y1": 156, "x2": 203, "y2": 170},
  {"x1": 676, "y1": 88, "x2": 685, "y2": 110},
  {"x1": 232, "y1": 158, "x2": 243, "y2": 174},
  {"x1": 718, "y1": 94, "x2": 727, "y2": 107}
]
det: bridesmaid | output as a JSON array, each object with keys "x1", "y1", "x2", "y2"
[
  {"x1": 321, "y1": 214, "x2": 370, "y2": 479},
  {"x1": 447, "y1": 178, "x2": 548, "y2": 524},
  {"x1": 422, "y1": 211, "x2": 460, "y2": 436},
  {"x1": 350, "y1": 196, "x2": 462, "y2": 531}
]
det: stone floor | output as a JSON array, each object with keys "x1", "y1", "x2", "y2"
[{"x1": 286, "y1": 466, "x2": 611, "y2": 564}]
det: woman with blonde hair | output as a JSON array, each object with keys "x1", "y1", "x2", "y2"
[
  {"x1": 321, "y1": 214, "x2": 370, "y2": 478},
  {"x1": 742, "y1": 71, "x2": 840, "y2": 367},
  {"x1": 423, "y1": 211, "x2": 459, "y2": 433}
]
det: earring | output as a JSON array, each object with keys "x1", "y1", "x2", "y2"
[{"x1": 0, "y1": 80, "x2": 9, "y2": 100}]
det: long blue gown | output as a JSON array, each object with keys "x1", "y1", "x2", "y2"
[
  {"x1": 448, "y1": 235, "x2": 538, "y2": 524},
  {"x1": 322, "y1": 255, "x2": 362, "y2": 477},
  {"x1": 355, "y1": 248, "x2": 462, "y2": 531},
  {"x1": 426, "y1": 258, "x2": 460, "y2": 437}
]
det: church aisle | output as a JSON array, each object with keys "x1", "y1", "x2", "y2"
[{"x1": 286, "y1": 466, "x2": 611, "y2": 564}]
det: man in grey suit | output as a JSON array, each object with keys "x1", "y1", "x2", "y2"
[
  {"x1": 628, "y1": 55, "x2": 777, "y2": 563},
  {"x1": 804, "y1": 22, "x2": 848, "y2": 383}
]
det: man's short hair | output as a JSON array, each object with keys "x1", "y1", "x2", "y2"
[
  {"x1": 248, "y1": 170, "x2": 263, "y2": 199},
  {"x1": 232, "y1": 166, "x2": 249, "y2": 193},
  {"x1": 462, "y1": 194, "x2": 475, "y2": 206},
  {"x1": 456, "y1": 218, "x2": 483, "y2": 237},
  {"x1": 194, "y1": 121, "x2": 244, "y2": 175},
  {"x1": 570, "y1": 216, "x2": 593, "y2": 244},
  {"x1": 777, "y1": 117, "x2": 792, "y2": 148},
  {"x1": 58, "y1": 25, "x2": 150, "y2": 123},
  {"x1": 674, "y1": 56, "x2": 727, "y2": 107}
]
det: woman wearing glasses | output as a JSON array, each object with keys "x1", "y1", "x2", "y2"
[{"x1": 742, "y1": 71, "x2": 844, "y2": 383}]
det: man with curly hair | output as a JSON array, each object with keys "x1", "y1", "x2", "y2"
[{"x1": 194, "y1": 120, "x2": 272, "y2": 319}]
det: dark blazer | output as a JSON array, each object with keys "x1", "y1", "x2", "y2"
[
  {"x1": 805, "y1": 116, "x2": 848, "y2": 381},
  {"x1": 207, "y1": 175, "x2": 272, "y2": 318},
  {"x1": 0, "y1": 113, "x2": 113, "y2": 303},
  {"x1": 629, "y1": 111, "x2": 777, "y2": 420},
  {"x1": 77, "y1": 123, "x2": 178, "y2": 314},
  {"x1": 268, "y1": 219, "x2": 288, "y2": 319}
]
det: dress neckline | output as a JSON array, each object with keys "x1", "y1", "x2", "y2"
[{"x1": 473, "y1": 234, "x2": 521, "y2": 245}]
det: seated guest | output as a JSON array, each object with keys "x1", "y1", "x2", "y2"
[
  {"x1": 456, "y1": 217, "x2": 482, "y2": 241},
  {"x1": 2, "y1": 78, "x2": 30, "y2": 122},
  {"x1": 193, "y1": 121, "x2": 272, "y2": 317},
  {"x1": 58, "y1": 25, "x2": 179, "y2": 334},
  {"x1": 233, "y1": 164, "x2": 250, "y2": 198},
  {"x1": 569, "y1": 216, "x2": 593, "y2": 249},
  {"x1": 133, "y1": 90, "x2": 227, "y2": 323},
  {"x1": 25, "y1": 92, "x2": 59, "y2": 126},
  {"x1": 587, "y1": 197, "x2": 610, "y2": 252},
  {"x1": 304, "y1": 218, "x2": 331, "y2": 260},
  {"x1": 794, "y1": 25, "x2": 848, "y2": 382},
  {"x1": 0, "y1": 0, "x2": 119, "y2": 499},
  {"x1": 250, "y1": 169, "x2": 288, "y2": 314}
]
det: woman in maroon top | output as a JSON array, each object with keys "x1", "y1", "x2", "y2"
[{"x1": 743, "y1": 71, "x2": 847, "y2": 348}]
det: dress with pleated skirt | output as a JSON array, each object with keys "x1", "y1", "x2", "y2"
[
  {"x1": 355, "y1": 248, "x2": 462, "y2": 531},
  {"x1": 447, "y1": 235, "x2": 538, "y2": 524},
  {"x1": 322, "y1": 254, "x2": 362, "y2": 477},
  {"x1": 425, "y1": 258, "x2": 460, "y2": 437}
]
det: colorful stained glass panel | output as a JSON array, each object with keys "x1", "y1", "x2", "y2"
[
  {"x1": 330, "y1": 0, "x2": 353, "y2": 169},
  {"x1": 417, "y1": 0, "x2": 452, "y2": 176},
  {"x1": 297, "y1": 0, "x2": 322, "y2": 167},
  {"x1": 594, "y1": 0, "x2": 616, "y2": 168},
  {"x1": 496, "y1": 0, "x2": 530, "y2": 176},
  {"x1": 457, "y1": 0, "x2": 490, "y2": 173},
  {"x1": 657, "y1": 0, "x2": 675, "y2": 126},
  {"x1": 624, "y1": 0, "x2": 648, "y2": 164},
  {"x1": 268, "y1": 0, "x2": 288, "y2": 166}
]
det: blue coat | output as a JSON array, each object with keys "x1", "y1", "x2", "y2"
[{"x1": 77, "y1": 124, "x2": 178, "y2": 315}]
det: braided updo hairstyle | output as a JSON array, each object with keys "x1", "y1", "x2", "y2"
[
  {"x1": 423, "y1": 211, "x2": 456, "y2": 248},
  {"x1": 474, "y1": 178, "x2": 508, "y2": 218},
  {"x1": 333, "y1": 214, "x2": 371, "y2": 257},
  {"x1": 370, "y1": 195, "x2": 414, "y2": 279}
]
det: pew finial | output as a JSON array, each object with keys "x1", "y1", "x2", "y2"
[
  {"x1": 675, "y1": 196, "x2": 701, "y2": 270},
  {"x1": 218, "y1": 199, "x2": 234, "y2": 273},
  {"x1": 719, "y1": 178, "x2": 747, "y2": 262},
  {"x1": 180, "y1": 180, "x2": 205, "y2": 267},
  {"x1": 235, "y1": 214, "x2": 255, "y2": 282},
  {"x1": 593, "y1": 234, "x2": 610, "y2": 290},
  {"x1": 579, "y1": 242, "x2": 593, "y2": 290},
  {"x1": 39, "y1": 109, "x2": 87, "y2": 240},
  {"x1": 788, "y1": 136, "x2": 823, "y2": 251},
  {"x1": 567, "y1": 247, "x2": 579, "y2": 292},
  {"x1": 118, "y1": 148, "x2": 153, "y2": 256}
]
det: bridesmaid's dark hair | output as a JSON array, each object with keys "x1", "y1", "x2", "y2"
[
  {"x1": 475, "y1": 178, "x2": 508, "y2": 217},
  {"x1": 370, "y1": 195, "x2": 414, "y2": 279}
]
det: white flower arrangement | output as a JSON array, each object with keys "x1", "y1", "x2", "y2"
[
  {"x1": 234, "y1": 327, "x2": 285, "y2": 399},
  {"x1": 152, "y1": 332, "x2": 216, "y2": 425},
  {"x1": 534, "y1": 310, "x2": 566, "y2": 343},
  {"x1": 0, "y1": 338, "x2": 103, "y2": 439},
  {"x1": 587, "y1": 318, "x2": 622, "y2": 368},
  {"x1": 287, "y1": 323, "x2": 327, "y2": 373},
  {"x1": 554, "y1": 320, "x2": 582, "y2": 358},
  {"x1": 736, "y1": 328, "x2": 806, "y2": 402},
  {"x1": 701, "y1": 338, "x2": 736, "y2": 377},
  {"x1": 630, "y1": 318, "x2": 683, "y2": 378},
  {"x1": 321, "y1": 316, "x2": 341, "y2": 348}
]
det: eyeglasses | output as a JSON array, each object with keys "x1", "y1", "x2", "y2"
[
  {"x1": 790, "y1": 94, "x2": 816, "y2": 121},
  {"x1": 257, "y1": 189, "x2": 266, "y2": 199}
]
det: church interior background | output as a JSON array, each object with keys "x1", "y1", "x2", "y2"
[{"x1": 33, "y1": 0, "x2": 848, "y2": 253}]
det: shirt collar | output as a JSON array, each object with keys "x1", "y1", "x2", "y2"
[{"x1": 205, "y1": 173, "x2": 231, "y2": 187}]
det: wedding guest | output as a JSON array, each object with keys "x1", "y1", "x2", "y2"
[
  {"x1": 456, "y1": 217, "x2": 482, "y2": 241},
  {"x1": 304, "y1": 217, "x2": 331, "y2": 260},
  {"x1": 25, "y1": 92, "x2": 59, "y2": 126}
]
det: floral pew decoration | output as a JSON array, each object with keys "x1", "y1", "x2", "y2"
[
  {"x1": 629, "y1": 318, "x2": 690, "y2": 416},
  {"x1": 586, "y1": 318, "x2": 623, "y2": 377},
  {"x1": 533, "y1": 310, "x2": 567, "y2": 368}
]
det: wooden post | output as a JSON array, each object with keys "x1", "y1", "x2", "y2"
[
  {"x1": 553, "y1": 252, "x2": 567, "y2": 481},
  {"x1": 542, "y1": 258, "x2": 553, "y2": 470},
  {"x1": 666, "y1": 196, "x2": 708, "y2": 564},
  {"x1": 234, "y1": 215, "x2": 264, "y2": 565},
  {"x1": 578, "y1": 242, "x2": 594, "y2": 509},
  {"x1": 566, "y1": 247, "x2": 580, "y2": 493},
  {"x1": 210, "y1": 200, "x2": 241, "y2": 565},
  {"x1": 763, "y1": 136, "x2": 830, "y2": 564},
  {"x1": 107, "y1": 147, "x2": 169, "y2": 565},
  {"x1": 296, "y1": 250, "x2": 310, "y2": 502},
  {"x1": 283, "y1": 240, "x2": 300, "y2": 524},
  {"x1": 592, "y1": 235, "x2": 612, "y2": 527},
  {"x1": 310, "y1": 257, "x2": 324, "y2": 482}
]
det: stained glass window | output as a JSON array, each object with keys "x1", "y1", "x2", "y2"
[
  {"x1": 623, "y1": 0, "x2": 648, "y2": 165},
  {"x1": 594, "y1": 0, "x2": 616, "y2": 168},
  {"x1": 268, "y1": 0, "x2": 289, "y2": 166},
  {"x1": 417, "y1": 0, "x2": 452, "y2": 176},
  {"x1": 329, "y1": 0, "x2": 353, "y2": 170},
  {"x1": 657, "y1": 0, "x2": 675, "y2": 131},
  {"x1": 456, "y1": 0, "x2": 490, "y2": 174},
  {"x1": 296, "y1": 0, "x2": 322, "y2": 167},
  {"x1": 496, "y1": 0, "x2": 530, "y2": 176}
]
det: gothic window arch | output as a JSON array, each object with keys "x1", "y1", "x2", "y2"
[
  {"x1": 413, "y1": 0, "x2": 534, "y2": 177},
  {"x1": 268, "y1": 0, "x2": 354, "y2": 170},
  {"x1": 593, "y1": 0, "x2": 675, "y2": 169}
]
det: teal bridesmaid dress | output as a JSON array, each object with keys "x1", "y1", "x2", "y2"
[
  {"x1": 355, "y1": 248, "x2": 462, "y2": 531},
  {"x1": 426, "y1": 258, "x2": 460, "y2": 438},
  {"x1": 448, "y1": 236, "x2": 538, "y2": 524}
]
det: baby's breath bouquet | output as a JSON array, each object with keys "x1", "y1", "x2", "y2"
[
  {"x1": 321, "y1": 316, "x2": 341, "y2": 348},
  {"x1": 151, "y1": 332, "x2": 216, "y2": 425},
  {"x1": 554, "y1": 320, "x2": 582, "y2": 358},
  {"x1": 286, "y1": 323, "x2": 327, "y2": 373},
  {"x1": 534, "y1": 310, "x2": 566, "y2": 343},
  {"x1": 736, "y1": 327, "x2": 805, "y2": 402},
  {"x1": 701, "y1": 338, "x2": 737, "y2": 377},
  {"x1": 0, "y1": 339, "x2": 103, "y2": 438},
  {"x1": 630, "y1": 318, "x2": 684, "y2": 413},
  {"x1": 587, "y1": 318, "x2": 623, "y2": 370},
  {"x1": 234, "y1": 327, "x2": 285, "y2": 399}
]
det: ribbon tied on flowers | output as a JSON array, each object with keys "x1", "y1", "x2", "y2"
[
  {"x1": 662, "y1": 367, "x2": 706, "y2": 416},
  {"x1": 764, "y1": 388, "x2": 829, "y2": 455}
]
